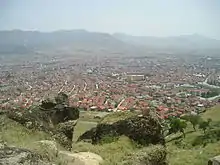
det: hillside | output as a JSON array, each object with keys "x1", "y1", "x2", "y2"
[
  {"x1": 73, "y1": 105, "x2": 220, "y2": 165},
  {"x1": 166, "y1": 105, "x2": 220, "y2": 165},
  {"x1": 1, "y1": 103, "x2": 220, "y2": 164}
]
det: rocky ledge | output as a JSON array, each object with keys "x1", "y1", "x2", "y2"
[
  {"x1": 78, "y1": 111, "x2": 165, "y2": 146},
  {"x1": 6, "y1": 92, "x2": 79, "y2": 150}
]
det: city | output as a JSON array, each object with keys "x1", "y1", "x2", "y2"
[
  {"x1": 1, "y1": 53, "x2": 220, "y2": 119},
  {"x1": 1, "y1": 0, "x2": 220, "y2": 164}
]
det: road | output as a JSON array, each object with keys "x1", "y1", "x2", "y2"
[{"x1": 198, "y1": 78, "x2": 220, "y2": 89}]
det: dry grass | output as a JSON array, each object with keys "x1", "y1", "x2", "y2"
[{"x1": 202, "y1": 104, "x2": 220, "y2": 122}]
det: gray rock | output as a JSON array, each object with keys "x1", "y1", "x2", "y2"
[
  {"x1": 58, "y1": 151, "x2": 103, "y2": 165},
  {"x1": 0, "y1": 144, "x2": 52, "y2": 165},
  {"x1": 53, "y1": 120, "x2": 78, "y2": 150},
  {"x1": 35, "y1": 140, "x2": 58, "y2": 156},
  {"x1": 208, "y1": 155, "x2": 220, "y2": 165}
]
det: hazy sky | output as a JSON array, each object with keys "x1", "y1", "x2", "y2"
[{"x1": 0, "y1": 0, "x2": 220, "y2": 38}]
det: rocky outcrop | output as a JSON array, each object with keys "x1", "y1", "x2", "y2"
[
  {"x1": 6, "y1": 92, "x2": 79, "y2": 150},
  {"x1": 122, "y1": 145, "x2": 167, "y2": 165},
  {"x1": 34, "y1": 140, "x2": 103, "y2": 165},
  {"x1": 58, "y1": 151, "x2": 103, "y2": 165},
  {"x1": 78, "y1": 112, "x2": 165, "y2": 146},
  {"x1": 0, "y1": 142, "x2": 53, "y2": 165},
  {"x1": 53, "y1": 120, "x2": 78, "y2": 149}
]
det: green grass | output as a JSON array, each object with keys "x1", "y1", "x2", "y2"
[
  {"x1": 73, "y1": 107, "x2": 220, "y2": 165},
  {"x1": 72, "y1": 120, "x2": 97, "y2": 142},
  {"x1": 72, "y1": 112, "x2": 137, "y2": 165},
  {"x1": 73, "y1": 136, "x2": 140, "y2": 165},
  {"x1": 0, "y1": 115, "x2": 51, "y2": 148},
  {"x1": 79, "y1": 111, "x2": 109, "y2": 122},
  {"x1": 100, "y1": 112, "x2": 136, "y2": 124},
  {"x1": 0, "y1": 115, "x2": 66, "y2": 164},
  {"x1": 1, "y1": 104, "x2": 220, "y2": 165},
  {"x1": 202, "y1": 104, "x2": 220, "y2": 122},
  {"x1": 167, "y1": 141, "x2": 220, "y2": 165},
  {"x1": 72, "y1": 112, "x2": 140, "y2": 164},
  {"x1": 166, "y1": 105, "x2": 220, "y2": 165}
]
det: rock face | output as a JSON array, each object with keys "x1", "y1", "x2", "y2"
[
  {"x1": 58, "y1": 151, "x2": 103, "y2": 165},
  {"x1": 53, "y1": 120, "x2": 78, "y2": 149},
  {"x1": 6, "y1": 92, "x2": 79, "y2": 150},
  {"x1": 78, "y1": 112, "x2": 165, "y2": 146},
  {"x1": 0, "y1": 142, "x2": 52, "y2": 165}
]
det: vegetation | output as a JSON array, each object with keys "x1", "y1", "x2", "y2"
[
  {"x1": 167, "y1": 117, "x2": 187, "y2": 137},
  {"x1": 201, "y1": 90, "x2": 219, "y2": 98},
  {"x1": 0, "y1": 115, "x2": 66, "y2": 164},
  {"x1": 166, "y1": 105, "x2": 220, "y2": 165},
  {"x1": 181, "y1": 114, "x2": 202, "y2": 131},
  {"x1": 199, "y1": 118, "x2": 212, "y2": 134},
  {"x1": 1, "y1": 101, "x2": 220, "y2": 165},
  {"x1": 73, "y1": 136, "x2": 139, "y2": 165},
  {"x1": 73, "y1": 136, "x2": 167, "y2": 165},
  {"x1": 99, "y1": 111, "x2": 137, "y2": 124},
  {"x1": 72, "y1": 105, "x2": 220, "y2": 165}
]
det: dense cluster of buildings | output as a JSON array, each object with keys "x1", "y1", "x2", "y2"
[{"x1": 0, "y1": 54, "x2": 219, "y2": 119}]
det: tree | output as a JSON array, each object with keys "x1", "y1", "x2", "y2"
[
  {"x1": 169, "y1": 118, "x2": 187, "y2": 138},
  {"x1": 182, "y1": 115, "x2": 201, "y2": 131},
  {"x1": 199, "y1": 118, "x2": 212, "y2": 134}
]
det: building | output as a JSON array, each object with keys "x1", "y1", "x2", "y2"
[{"x1": 126, "y1": 73, "x2": 145, "y2": 81}]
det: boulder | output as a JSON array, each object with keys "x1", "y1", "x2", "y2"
[
  {"x1": 35, "y1": 140, "x2": 58, "y2": 157},
  {"x1": 53, "y1": 120, "x2": 78, "y2": 150},
  {"x1": 6, "y1": 92, "x2": 80, "y2": 150},
  {"x1": 78, "y1": 112, "x2": 165, "y2": 146},
  {"x1": 58, "y1": 151, "x2": 103, "y2": 165},
  {"x1": 0, "y1": 142, "x2": 53, "y2": 165},
  {"x1": 122, "y1": 145, "x2": 167, "y2": 165},
  {"x1": 208, "y1": 155, "x2": 220, "y2": 165}
]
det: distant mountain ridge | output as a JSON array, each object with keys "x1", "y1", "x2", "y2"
[
  {"x1": 113, "y1": 33, "x2": 220, "y2": 50},
  {"x1": 0, "y1": 30, "x2": 130, "y2": 54},
  {"x1": 0, "y1": 29, "x2": 220, "y2": 54}
]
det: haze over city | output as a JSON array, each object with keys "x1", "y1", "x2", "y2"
[{"x1": 1, "y1": 0, "x2": 220, "y2": 39}]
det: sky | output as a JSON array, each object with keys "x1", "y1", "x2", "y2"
[{"x1": 0, "y1": 0, "x2": 220, "y2": 39}]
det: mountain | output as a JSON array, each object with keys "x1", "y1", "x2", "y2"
[
  {"x1": 113, "y1": 33, "x2": 220, "y2": 51},
  {"x1": 0, "y1": 30, "x2": 133, "y2": 54},
  {"x1": 0, "y1": 30, "x2": 220, "y2": 55}
]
